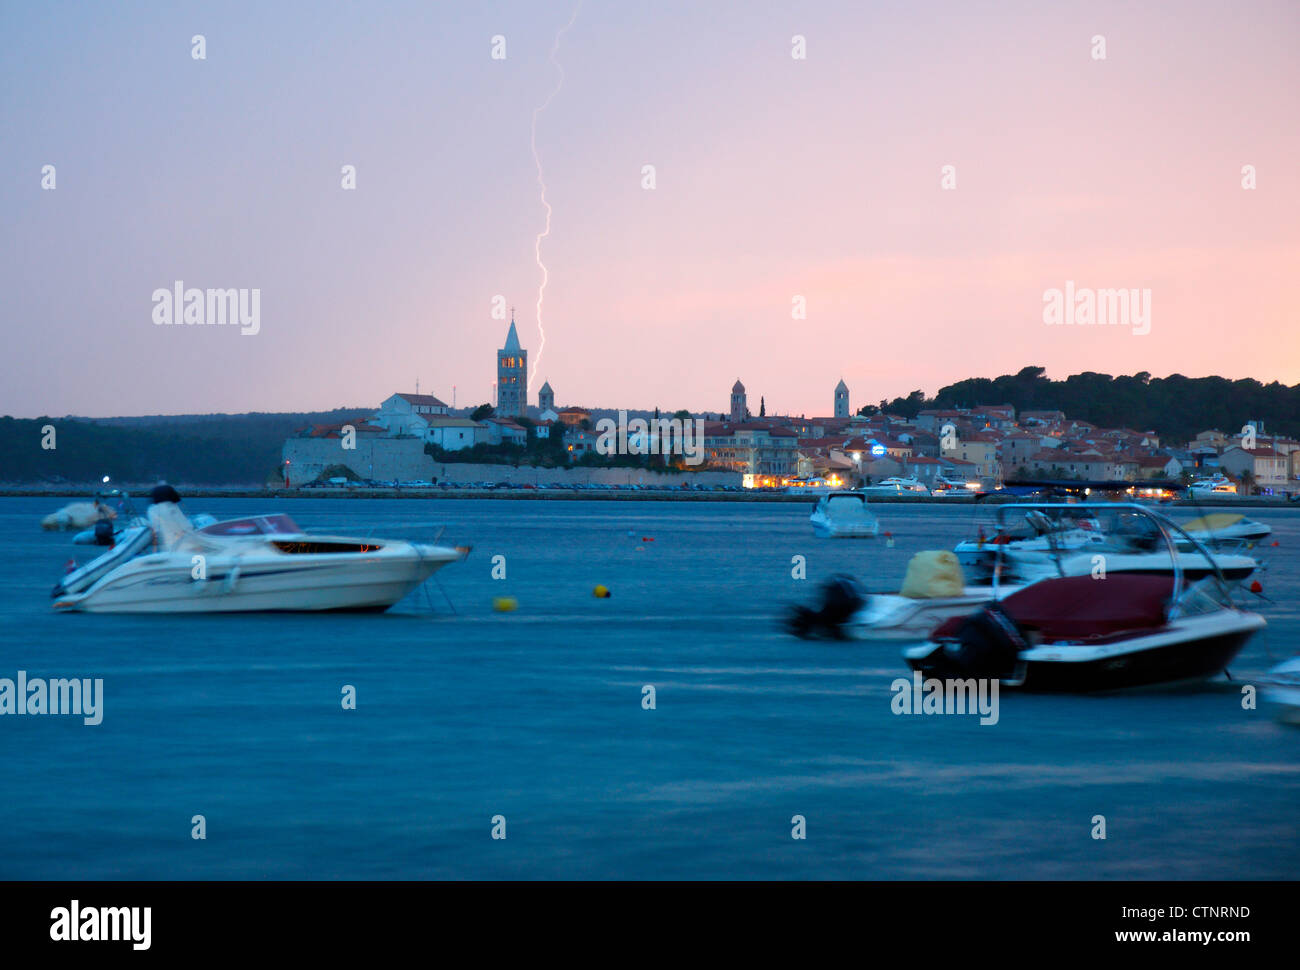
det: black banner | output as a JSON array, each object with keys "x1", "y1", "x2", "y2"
[{"x1": 0, "y1": 881, "x2": 1285, "y2": 956}]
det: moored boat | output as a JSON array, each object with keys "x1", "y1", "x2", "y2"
[
  {"x1": 902, "y1": 503, "x2": 1264, "y2": 692},
  {"x1": 860, "y1": 476, "x2": 929, "y2": 497},
  {"x1": 52, "y1": 503, "x2": 464, "y2": 614},
  {"x1": 1178, "y1": 512, "x2": 1271, "y2": 549},
  {"x1": 810, "y1": 491, "x2": 880, "y2": 538}
]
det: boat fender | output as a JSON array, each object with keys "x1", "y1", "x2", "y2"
[{"x1": 942, "y1": 602, "x2": 1027, "y2": 679}]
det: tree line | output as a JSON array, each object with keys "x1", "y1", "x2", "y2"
[{"x1": 867, "y1": 367, "x2": 1300, "y2": 442}]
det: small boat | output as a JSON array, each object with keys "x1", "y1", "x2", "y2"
[
  {"x1": 1187, "y1": 475, "x2": 1239, "y2": 497},
  {"x1": 1261, "y1": 658, "x2": 1300, "y2": 725},
  {"x1": 810, "y1": 491, "x2": 880, "y2": 538},
  {"x1": 789, "y1": 550, "x2": 1022, "y2": 642},
  {"x1": 41, "y1": 501, "x2": 112, "y2": 532},
  {"x1": 860, "y1": 476, "x2": 929, "y2": 497},
  {"x1": 1179, "y1": 512, "x2": 1271, "y2": 549},
  {"x1": 955, "y1": 506, "x2": 1260, "y2": 586},
  {"x1": 52, "y1": 504, "x2": 464, "y2": 613},
  {"x1": 931, "y1": 476, "x2": 978, "y2": 498},
  {"x1": 903, "y1": 503, "x2": 1265, "y2": 692}
]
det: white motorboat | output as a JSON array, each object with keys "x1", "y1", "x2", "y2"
[
  {"x1": 52, "y1": 504, "x2": 464, "y2": 613},
  {"x1": 839, "y1": 585, "x2": 1022, "y2": 642},
  {"x1": 1179, "y1": 512, "x2": 1271, "y2": 549},
  {"x1": 810, "y1": 491, "x2": 880, "y2": 538},
  {"x1": 860, "y1": 476, "x2": 929, "y2": 497},
  {"x1": 41, "y1": 501, "x2": 111, "y2": 532},
  {"x1": 931, "y1": 476, "x2": 979, "y2": 498},
  {"x1": 1261, "y1": 658, "x2": 1300, "y2": 725},
  {"x1": 903, "y1": 503, "x2": 1266, "y2": 692},
  {"x1": 1188, "y1": 475, "x2": 1239, "y2": 498},
  {"x1": 789, "y1": 549, "x2": 1024, "y2": 642},
  {"x1": 955, "y1": 506, "x2": 1260, "y2": 586}
]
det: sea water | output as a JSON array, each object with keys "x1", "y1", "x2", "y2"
[{"x1": 0, "y1": 497, "x2": 1296, "y2": 879}]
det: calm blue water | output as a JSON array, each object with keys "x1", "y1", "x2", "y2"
[{"x1": 1, "y1": 496, "x2": 1296, "y2": 879}]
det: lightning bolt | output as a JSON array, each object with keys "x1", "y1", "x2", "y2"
[{"x1": 529, "y1": 0, "x2": 582, "y2": 381}]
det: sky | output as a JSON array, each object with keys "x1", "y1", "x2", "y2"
[{"x1": 1, "y1": 0, "x2": 1298, "y2": 419}]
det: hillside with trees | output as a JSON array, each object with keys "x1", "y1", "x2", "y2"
[
  {"x1": 875, "y1": 367, "x2": 1300, "y2": 441},
  {"x1": 0, "y1": 410, "x2": 370, "y2": 485}
]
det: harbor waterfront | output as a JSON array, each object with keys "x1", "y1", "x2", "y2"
[
  {"x1": 4, "y1": 484, "x2": 1297, "y2": 508},
  {"x1": 1, "y1": 496, "x2": 1296, "y2": 879}
]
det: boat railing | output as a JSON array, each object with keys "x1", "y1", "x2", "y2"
[{"x1": 990, "y1": 502, "x2": 1235, "y2": 616}]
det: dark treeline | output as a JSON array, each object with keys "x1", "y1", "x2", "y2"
[
  {"x1": 0, "y1": 410, "x2": 369, "y2": 484},
  {"x1": 873, "y1": 367, "x2": 1300, "y2": 442}
]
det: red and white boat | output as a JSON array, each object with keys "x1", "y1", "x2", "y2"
[{"x1": 902, "y1": 503, "x2": 1265, "y2": 692}]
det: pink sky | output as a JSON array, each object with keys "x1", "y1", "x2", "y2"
[{"x1": 1, "y1": 0, "x2": 1297, "y2": 418}]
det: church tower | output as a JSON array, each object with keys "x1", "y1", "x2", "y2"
[
  {"x1": 538, "y1": 380, "x2": 554, "y2": 413},
  {"x1": 834, "y1": 379, "x2": 849, "y2": 418},
  {"x1": 497, "y1": 313, "x2": 528, "y2": 417},
  {"x1": 730, "y1": 379, "x2": 747, "y2": 423}
]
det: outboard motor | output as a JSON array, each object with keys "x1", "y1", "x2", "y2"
[
  {"x1": 786, "y1": 574, "x2": 866, "y2": 639},
  {"x1": 940, "y1": 602, "x2": 1027, "y2": 679},
  {"x1": 92, "y1": 519, "x2": 115, "y2": 546}
]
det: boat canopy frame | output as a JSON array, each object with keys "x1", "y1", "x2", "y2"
[{"x1": 987, "y1": 502, "x2": 1234, "y2": 616}]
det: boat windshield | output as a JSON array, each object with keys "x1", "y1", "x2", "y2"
[
  {"x1": 198, "y1": 514, "x2": 302, "y2": 537},
  {"x1": 826, "y1": 494, "x2": 866, "y2": 508},
  {"x1": 825, "y1": 494, "x2": 872, "y2": 516},
  {"x1": 1167, "y1": 576, "x2": 1234, "y2": 618}
]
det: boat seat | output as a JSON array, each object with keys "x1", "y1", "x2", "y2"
[{"x1": 933, "y1": 574, "x2": 1175, "y2": 642}]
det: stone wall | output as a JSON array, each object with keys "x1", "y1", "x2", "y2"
[
  {"x1": 281, "y1": 437, "x2": 434, "y2": 486},
  {"x1": 429, "y1": 462, "x2": 742, "y2": 487},
  {"x1": 281, "y1": 436, "x2": 742, "y2": 487}
]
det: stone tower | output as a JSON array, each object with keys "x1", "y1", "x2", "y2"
[
  {"x1": 730, "y1": 379, "x2": 747, "y2": 423},
  {"x1": 538, "y1": 380, "x2": 554, "y2": 413},
  {"x1": 497, "y1": 315, "x2": 528, "y2": 417},
  {"x1": 834, "y1": 379, "x2": 849, "y2": 418}
]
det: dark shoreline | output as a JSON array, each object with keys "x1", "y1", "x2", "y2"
[{"x1": 2, "y1": 486, "x2": 1292, "y2": 507}]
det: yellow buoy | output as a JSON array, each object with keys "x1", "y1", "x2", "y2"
[
  {"x1": 493, "y1": 596, "x2": 518, "y2": 612},
  {"x1": 593, "y1": 585, "x2": 611, "y2": 598}
]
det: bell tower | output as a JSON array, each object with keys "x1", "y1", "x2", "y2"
[
  {"x1": 730, "y1": 379, "x2": 747, "y2": 422},
  {"x1": 497, "y1": 311, "x2": 528, "y2": 417}
]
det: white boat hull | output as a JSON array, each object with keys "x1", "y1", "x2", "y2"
[
  {"x1": 53, "y1": 541, "x2": 459, "y2": 613},
  {"x1": 844, "y1": 587, "x2": 1024, "y2": 642},
  {"x1": 1263, "y1": 659, "x2": 1300, "y2": 725},
  {"x1": 811, "y1": 517, "x2": 880, "y2": 539}
]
